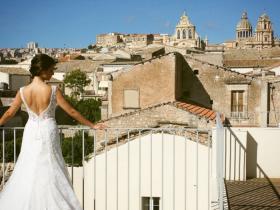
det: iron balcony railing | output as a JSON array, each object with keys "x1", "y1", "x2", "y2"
[{"x1": 228, "y1": 111, "x2": 280, "y2": 127}]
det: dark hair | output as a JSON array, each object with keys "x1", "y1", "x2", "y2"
[{"x1": 29, "y1": 54, "x2": 57, "y2": 78}]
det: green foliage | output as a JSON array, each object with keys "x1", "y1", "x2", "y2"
[
  {"x1": 61, "y1": 131, "x2": 94, "y2": 166},
  {"x1": 64, "y1": 96, "x2": 101, "y2": 123},
  {"x1": 0, "y1": 137, "x2": 22, "y2": 163},
  {"x1": 0, "y1": 131, "x2": 94, "y2": 166},
  {"x1": 74, "y1": 55, "x2": 85, "y2": 60},
  {"x1": 63, "y1": 69, "x2": 91, "y2": 98}
]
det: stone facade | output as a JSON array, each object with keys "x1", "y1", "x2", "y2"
[
  {"x1": 106, "y1": 53, "x2": 210, "y2": 117},
  {"x1": 226, "y1": 12, "x2": 280, "y2": 49},
  {"x1": 96, "y1": 33, "x2": 123, "y2": 47},
  {"x1": 122, "y1": 34, "x2": 154, "y2": 48},
  {"x1": 93, "y1": 102, "x2": 214, "y2": 152},
  {"x1": 95, "y1": 12, "x2": 206, "y2": 50},
  {"x1": 184, "y1": 56, "x2": 265, "y2": 126},
  {"x1": 170, "y1": 12, "x2": 205, "y2": 50},
  {"x1": 269, "y1": 81, "x2": 280, "y2": 126},
  {"x1": 96, "y1": 33, "x2": 154, "y2": 48},
  {"x1": 110, "y1": 53, "x2": 177, "y2": 116},
  {"x1": 99, "y1": 50, "x2": 277, "y2": 127}
]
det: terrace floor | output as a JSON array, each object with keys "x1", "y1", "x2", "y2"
[{"x1": 225, "y1": 178, "x2": 280, "y2": 209}]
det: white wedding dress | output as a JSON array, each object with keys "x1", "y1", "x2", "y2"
[{"x1": 0, "y1": 85, "x2": 82, "y2": 210}]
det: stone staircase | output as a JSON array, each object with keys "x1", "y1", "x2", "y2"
[{"x1": 225, "y1": 178, "x2": 280, "y2": 209}]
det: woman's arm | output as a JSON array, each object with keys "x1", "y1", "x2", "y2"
[
  {"x1": 0, "y1": 91, "x2": 22, "y2": 126},
  {"x1": 56, "y1": 88, "x2": 105, "y2": 129}
]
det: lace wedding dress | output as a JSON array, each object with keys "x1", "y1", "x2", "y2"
[{"x1": 0, "y1": 85, "x2": 82, "y2": 210}]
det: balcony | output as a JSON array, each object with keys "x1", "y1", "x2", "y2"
[{"x1": 0, "y1": 123, "x2": 280, "y2": 210}]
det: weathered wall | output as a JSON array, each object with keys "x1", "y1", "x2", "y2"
[
  {"x1": 111, "y1": 54, "x2": 176, "y2": 116},
  {"x1": 269, "y1": 82, "x2": 280, "y2": 126},
  {"x1": 185, "y1": 56, "x2": 263, "y2": 126}
]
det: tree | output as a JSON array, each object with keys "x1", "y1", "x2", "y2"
[
  {"x1": 74, "y1": 55, "x2": 85, "y2": 60},
  {"x1": 75, "y1": 98, "x2": 101, "y2": 123},
  {"x1": 63, "y1": 69, "x2": 91, "y2": 99},
  {"x1": 61, "y1": 96, "x2": 101, "y2": 124},
  {"x1": 61, "y1": 131, "x2": 94, "y2": 166}
]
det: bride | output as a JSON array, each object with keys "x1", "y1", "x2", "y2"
[{"x1": 0, "y1": 54, "x2": 104, "y2": 210}]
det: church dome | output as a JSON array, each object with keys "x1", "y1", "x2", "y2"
[{"x1": 236, "y1": 12, "x2": 252, "y2": 30}]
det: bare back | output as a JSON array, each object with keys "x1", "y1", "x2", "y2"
[{"x1": 21, "y1": 83, "x2": 53, "y2": 116}]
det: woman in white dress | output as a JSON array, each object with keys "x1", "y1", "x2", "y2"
[{"x1": 0, "y1": 54, "x2": 104, "y2": 210}]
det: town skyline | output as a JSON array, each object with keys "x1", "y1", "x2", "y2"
[{"x1": 1, "y1": 0, "x2": 280, "y2": 48}]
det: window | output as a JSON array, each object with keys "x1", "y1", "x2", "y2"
[
  {"x1": 182, "y1": 29, "x2": 186, "y2": 39},
  {"x1": 123, "y1": 89, "x2": 140, "y2": 109},
  {"x1": 177, "y1": 30, "x2": 180, "y2": 39},
  {"x1": 264, "y1": 36, "x2": 268, "y2": 42},
  {"x1": 231, "y1": 90, "x2": 246, "y2": 118},
  {"x1": 142, "y1": 197, "x2": 160, "y2": 210},
  {"x1": 188, "y1": 29, "x2": 192, "y2": 39}
]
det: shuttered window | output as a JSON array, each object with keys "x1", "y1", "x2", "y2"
[
  {"x1": 231, "y1": 90, "x2": 244, "y2": 112},
  {"x1": 123, "y1": 89, "x2": 140, "y2": 108}
]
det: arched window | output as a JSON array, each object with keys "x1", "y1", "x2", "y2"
[
  {"x1": 177, "y1": 30, "x2": 180, "y2": 39},
  {"x1": 188, "y1": 29, "x2": 192, "y2": 39},
  {"x1": 183, "y1": 29, "x2": 186, "y2": 39}
]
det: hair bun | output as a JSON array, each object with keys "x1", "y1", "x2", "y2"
[{"x1": 29, "y1": 54, "x2": 56, "y2": 78}]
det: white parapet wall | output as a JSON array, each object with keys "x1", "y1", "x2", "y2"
[
  {"x1": 228, "y1": 127, "x2": 280, "y2": 179},
  {"x1": 212, "y1": 127, "x2": 280, "y2": 181},
  {"x1": 68, "y1": 133, "x2": 212, "y2": 210}
]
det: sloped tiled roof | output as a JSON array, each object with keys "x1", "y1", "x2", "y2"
[
  {"x1": 0, "y1": 67, "x2": 30, "y2": 75},
  {"x1": 101, "y1": 101, "x2": 218, "y2": 123},
  {"x1": 223, "y1": 59, "x2": 280, "y2": 68},
  {"x1": 55, "y1": 60, "x2": 105, "y2": 73},
  {"x1": 173, "y1": 101, "x2": 217, "y2": 121},
  {"x1": 184, "y1": 55, "x2": 254, "y2": 79}
]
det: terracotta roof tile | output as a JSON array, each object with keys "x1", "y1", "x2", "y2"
[
  {"x1": 194, "y1": 107, "x2": 206, "y2": 115},
  {"x1": 174, "y1": 101, "x2": 218, "y2": 121},
  {"x1": 189, "y1": 106, "x2": 201, "y2": 113},
  {"x1": 102, "y1": 101, "x2": 221, "y2": 124},
  {"x1": 198, "y1": 109, "x2": 210, "y2": 116}
]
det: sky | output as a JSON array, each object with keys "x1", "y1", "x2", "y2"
[{"x1": 1, "y1": 0, "x2": 280, "y2": 48}]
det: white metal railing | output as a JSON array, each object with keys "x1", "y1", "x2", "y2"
[
  {"x1": 0, "y1": 127, "x2": 216, "y2": 210},
  {"x1": 223, "y1": 127, "x2": 268, "y2": 181}
]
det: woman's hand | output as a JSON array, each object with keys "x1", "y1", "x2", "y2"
[{"x1": 90, "y1": 123, "x2": 107, "y2": 130}]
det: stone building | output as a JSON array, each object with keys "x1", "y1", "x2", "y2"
[
  {"x1": 226, "y1": 12, "x2": 280, "y2": 49},
  {"x1": 95, "y1": 12, "x2": 206, "y2": 50},
  {"x1": 99, "y1": 52, "x2": 278, "y2": 127},
  {"x1": 96, "y1": 33, "x2": 123, "y2": 47},
  {"x1": 0, "y1": 67, "x2": 31, "y2": 91},
  {"x1": 223, "y1": 48, "x2": 280, "y2": 74},
  {"x1": 170, "y1": 12, "x2": 205, "y2": 50},
  {"x1": 123, "y1": 34, "x2": 154, "y2": 48}
]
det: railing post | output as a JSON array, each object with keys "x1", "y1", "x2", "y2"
[{"x1": 216, "y1": 113, "x2": 225, "y2": 210}]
